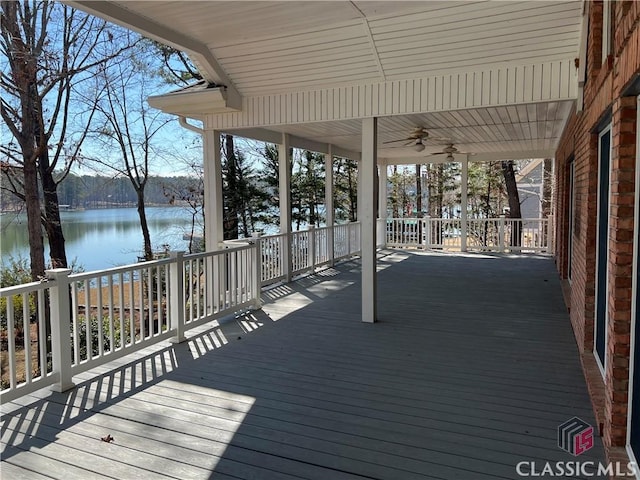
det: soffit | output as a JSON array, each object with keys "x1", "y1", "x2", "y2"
[{"x1": 66, "y1": 0, "x2": 582, "y2": 161}]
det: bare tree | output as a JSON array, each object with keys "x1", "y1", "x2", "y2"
[
  {"x1": 91, "y1": 60, "x2": 171, "y2": 261},
  {"x1": 501, "y1": 160, "x2": 522, "y2": 246},
  {"x1": 1, "y1": 0, "x2": 134, "y2": 277}
]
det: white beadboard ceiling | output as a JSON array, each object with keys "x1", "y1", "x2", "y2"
[{"x1": 66, "y1": 0, "x2": 583, "y2": 161}]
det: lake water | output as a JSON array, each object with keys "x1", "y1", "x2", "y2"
[{"x1": 0, "y1": 207, "x2": 199, "y2": 272}]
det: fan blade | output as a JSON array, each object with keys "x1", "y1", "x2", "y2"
[
  {"x1": 382, "y1": 138, "x2": 413, "y2": 145},
  {"x1": 385, "y1": 142, "x2": 416, "y2": 149},
  {"x1": 425, "y1": 150, "x2": 475, "y2": 156}
]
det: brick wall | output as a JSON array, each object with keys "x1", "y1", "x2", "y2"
[
  {"x1": 554, "y1": 0, "x2": 639, "y2": 452},
  {"x1": 604, "y1": 95, "x2": 637, "y2": 447}
]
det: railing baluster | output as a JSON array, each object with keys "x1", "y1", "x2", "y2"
[
  {"x1": 22, "y1": 292, "x2": 31, "y2": 383},
  {"x1": 71, "y1": 281, "x2": 79, "y2": 364},
  {"x1": 195, "y1": 259, "x2": 201, "y2": 320},
  {"x1": 96, "y1": 276, "x2": 103, "y2": 356},
  {"x1": 139, "y1": 268, "x2": 145, "y2": 340},
  {"x1": 37, "y1": 289, "x2": 46, "y2": 377},
  {"x1": 118, "y1": 272, "x2": 125, "y2": 348},
  {"x1": 108, "y1": 276, "x2": 115, "y2": 352},
  {"x1": 128, "y1": 272, "x2": 135, "y2": 344},
  {"x1": 84, "y1": 280, "x2": 91, "y2": 360},
  {"x1": 7, "y1": 297, "x2": 16, "y2": 389}
]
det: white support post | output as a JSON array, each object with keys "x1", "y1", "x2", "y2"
[
  {"x1": 251, "y1": 235, "x2": 262, "y2": 309},
  {"x1": 278, "y1": 134, "x2": 292, "y2": 282},
  {"x1": 361, "y1": 118, "x2": 378, "y2": 323},
  {"x1": 308, "y1": 226, "x2": 316, "y2": 273},
  {"x1": 169, "y1": 251, "x2": 186, "y2": 343},
  {"x1": 461, "y1": 156, "x2": 469, "y2": 252},
  {"x1": 547, "y1": 214, "x2": 555, "y2": 254},
  {"x1": 423, "y1": 216, "x2": 431, "y2": 249},
  {"x1": 46, "y1": 268, "x2": 75, "y2": 392},
  {"x1": 325, "y1": 147, "x2": 335, "y2": 266},
  {"x1": 378, "y1": 163, "x2": 388, "y2": 248},
  {"x1": 203, "y1": 130, "x2": 224, "y2": 251}
]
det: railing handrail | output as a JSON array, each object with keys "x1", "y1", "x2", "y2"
[
  {"x1": 0, "y1": 279, "x2": 52, "y2": 297},
  {"x1": 385, "y1": 216, "x2": 550, "y2": 253},
  {"x1": 67, "y1": 256, "x2": 174, "y2": 282},
  {"x1": 0, "y1": 221, "x2": 363, "y2": 402}
]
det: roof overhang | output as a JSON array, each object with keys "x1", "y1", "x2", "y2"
[
  {"x1": 66, "y1": 1, "x2": 584, "y2": 162},
  {"x1": 148, "y1": 84, "x2": 241, "y2": 117}
]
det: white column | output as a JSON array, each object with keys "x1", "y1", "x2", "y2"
[
  {"x1": 47, "y1": 268, "x2": 75, "y2": 392},
  {"x1": 460, "y1": 155, "x2": 469, "y2": 252},
  {"x1": 325, "y1": 146, "x2": 335, "y2": 266},
  {"x1": 168, "y1": 251, "x2": 186, "y2": 343},
  {"x1": 278, "y1": 134, "x2": 292, "y2": 282},
  {"x1": 361, "y1": 118, "x2": 378, "y2": 323},
  {"x1": 203, "y1": 130, "x2": 224, "y2": 250}
]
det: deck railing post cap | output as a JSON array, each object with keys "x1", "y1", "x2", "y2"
[
  {"x1": 45, "y1": 268, "x2": 72, "y2": 279},
  {"x1": 169, "y1": 250, "x2": 185, "y2": 259}
]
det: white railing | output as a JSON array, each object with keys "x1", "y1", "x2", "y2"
[
  {"x1": 290, "y1": 229, "x2": 311, "y2": 276},
  {"x1": 0, "y1": 222, "x2": 362, "y2": 401},
  {"x1": 386, "y1": 218, "x2": 421, "y2": 247},
  {"x1": 67, "y1": 259, "x2": 174, "y2": 377},
  {"x1": 384, "y1": 217, "x2": 551, "y2": 253},
  {"x1": 0, "y1": 280, "x2": 58, "y2": 398},
  {"x1": 333, "y1": 222, "x2": 361, "y2": 259},
  {"x1": 258, "y1": 233, "x2": 287, "y2": 286},
  {"x1": 423, "y1": 218, "x2": 462, "y2": 250}
]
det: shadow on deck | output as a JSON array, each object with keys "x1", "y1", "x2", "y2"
[{"x1": 0, "y1": 250, "x2": 607, "y2": 479}]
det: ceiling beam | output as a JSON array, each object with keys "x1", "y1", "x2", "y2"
[
  {"x1": 220, "y1": 127, "x2": 361, "y2": 160},
  {"x1": 64, "y1": 0, "x2": 241, "y2": 108}
]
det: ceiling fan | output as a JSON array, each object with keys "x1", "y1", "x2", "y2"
[
  {"x1": 382, "y1": 127, "x2": 449, "y2": 152},
  {"x1": 426, "y1": 143, "x2": 474, "y2": 161}
]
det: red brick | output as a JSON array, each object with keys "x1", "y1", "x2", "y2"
[{"x1": 554, "y1": 0, "x2": 639, "y2": 453}]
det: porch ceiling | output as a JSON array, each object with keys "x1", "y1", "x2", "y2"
[{"x1": 67, "y1": 0, "x2": 583, "y2": 162}]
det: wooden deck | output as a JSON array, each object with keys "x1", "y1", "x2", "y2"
[{"x1": 1, "y1": 250, "x2": 607, "y2": 479}]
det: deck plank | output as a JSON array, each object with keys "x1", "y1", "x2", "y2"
[{"x1": 1, "y1": 252, "x2": 608, "y2": 479}]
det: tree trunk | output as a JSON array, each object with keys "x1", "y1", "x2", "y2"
[
  {"x1": 2, "y1": 1, "x2": 46, "y2": 279},
  {"x1": 39, "y1": 154, "x2": 67, "y2": 268},
  {"x1": 136, "y1": 189, "x2": 153, "y2": 261},
  {"x1": 501, "y1": 160, "x2": 522, "y2": 246},
  {"x1": 347, "y1": 165, "x2": 357, "y2": 222},
  {"x1": 392, "y1": 165, "x2": 400, "y2": 218},
  {"x1": 223, "y1": 134, "x2": 239, "y2": 240},
  {"x1": 24, "y1": 159, "x2": 46, "y2": 280},
  {"x1": 415, "y1": 164, "x2": 422, "y2": 218},
  {"x1": 542, "y1": 158, "x2": 552, "y2": 217}
]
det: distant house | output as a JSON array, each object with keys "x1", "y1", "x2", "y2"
[{"x1": 516, "y1": 159, "x2": 545, "y2": 219}]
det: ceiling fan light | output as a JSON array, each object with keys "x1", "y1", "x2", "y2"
[
  {"x1": 413, "y1": 142, "x2": 425, "y2": 152},
  {"x1": 446, "y1": 153, "x2": 455, "y2": 161}
]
